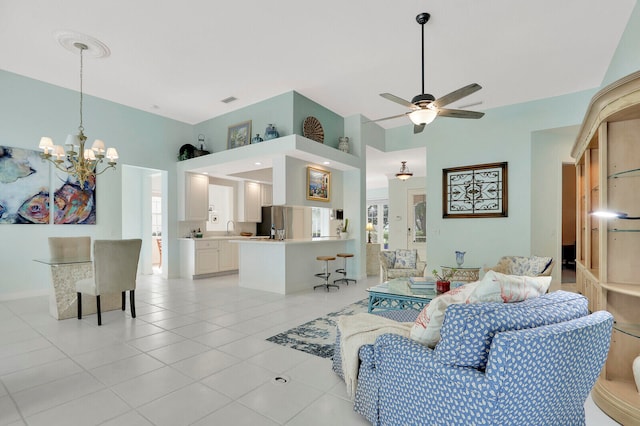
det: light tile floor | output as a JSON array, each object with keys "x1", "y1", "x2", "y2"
[{"x1": 0, "y1": 273, "x2": 620, "y2": 425}]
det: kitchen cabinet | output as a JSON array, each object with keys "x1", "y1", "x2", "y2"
[
  {"x1": 237, "y1": 181, "x2": 262, "y2": 222},
  {"x1": 195, "y1": 240, "x2": 219, "y2": 275},
  {"x1": 572, "y1": 70, "x2": 640, "y2": 425},
  {"x1": 180, "y1": 238, "x2": 239, "y2": 279},
  {"x1": 218, "y1": 239, "x2": 238, "y2": 271},
  {"x1": 185, "y1": 173, "x2": 209, "y2": 221},
  {"x1": 261, "y1": 184, "x2": 273, "y2": 206}
]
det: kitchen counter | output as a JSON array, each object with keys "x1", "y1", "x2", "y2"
[
  {"x1": 233, "y1": 237, "x2": 353, "y2": 294},
  {"x1": 230, "y1": 237, "x2": 350, "y2": 245}
]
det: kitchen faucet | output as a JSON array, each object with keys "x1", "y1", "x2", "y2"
[{"x1": 226, "y1": 220, "x2": 235, "y2": 235}]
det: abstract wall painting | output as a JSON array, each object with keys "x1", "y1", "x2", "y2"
[
  {"x1": 0, "y1": 146, "x2": 50, "y2": 224},
  {"x1": 442, "y1": 162, "x2": 508, "y2": 218},
  {"x1": 52, "y1": 172, "x2": 96, "y2": 224},
  {"x1": 0, "y1": 145, "x2": 96, "y2": 224}
]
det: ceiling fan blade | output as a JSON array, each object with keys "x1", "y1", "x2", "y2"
[
  {"x1": 437, "y1": 108, "x2": 485, "y2": 119},
  {"x1": 364, "y1": 113, "x2": 408, "y2": 124},
  {"x1": 414, "y1": 124, "x2": 426, "y2": 134},
  {"x1": 432, "y1": 83, "x2": 482, "y2": 108},
  {"x1": 380, "y1": 93, "x2": 416, "y2": 109}
]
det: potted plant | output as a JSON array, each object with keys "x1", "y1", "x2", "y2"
[
  {"x1": 339, "y1": 218, "x2": 349, "y2": 239},
  {"x1": 432, "y1": 268, "x2": 456, "y2": 293}
]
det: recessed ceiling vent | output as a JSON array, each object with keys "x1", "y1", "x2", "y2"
[{"x1": 221, "y1": 96, "x2": 237, "y2": 104}]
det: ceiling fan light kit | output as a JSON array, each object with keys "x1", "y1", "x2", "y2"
[{"x1": 371, "y1": 12, "x2": 484, "y2": 133}]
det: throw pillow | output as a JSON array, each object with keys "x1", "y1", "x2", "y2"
[
  {"x1": 409, "y1": 271, "x2": 551, "y2": 347},
  {"x1": 531, "y1": 256, "x2": 553, "y2": 275},
  {"x1": 410, "y1": 282, "x2": 478, "y2": 347},
  {"x1": 393, "y1": 249, "x2": 417, "y2": 269},
  {"x1": 380, "y1": 251, "x2": 396, "y2": 269}
]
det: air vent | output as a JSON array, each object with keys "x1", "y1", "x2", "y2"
[{"x1": 221, "y1": 96, "x2": 237, "y2": 104}]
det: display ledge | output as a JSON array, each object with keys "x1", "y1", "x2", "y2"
[
  {"x1": 609, "y1": 167, "x2": 640, "y2": 179},
  {"x1": 600, "y1": 282, "x2": 640, "y2": 297},
  {"x1": 614, "y1": 322, "x2": 640, "y2": 338}
]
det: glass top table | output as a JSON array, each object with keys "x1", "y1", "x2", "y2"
[{"x1": 366, "y1": 278, "x2": 436, "y2": 313}]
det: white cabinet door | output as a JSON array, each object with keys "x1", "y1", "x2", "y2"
[
  {"x1": 261, "y1": 184, "x2": 273, "y2": 206},
  {"x1": 195, "y1": 249, "x2": 219, "y2": 274},
  {"x1": 218, "y1": 240, "x2": 238, "y2": 271},
  {"x1": 186, "y1": 173, "x2": 209, "y2": 221},
  {"x1": 194, "y1": 240, "x2": 219, "y2": 275},
  {"x1": 237, "y1": 181, "x2": 262, "y2": 222}
]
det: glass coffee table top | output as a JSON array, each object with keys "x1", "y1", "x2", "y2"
[
  {"x1": 366, "y1": 278, "x2": 436, "y2": 312},
  {"x1": 367, "y1": 278, "x2": 437, "y2": 299}
]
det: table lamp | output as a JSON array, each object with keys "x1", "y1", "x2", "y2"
[{"x1": 366, "y1": 222, "x2": 374, "y2": 243}]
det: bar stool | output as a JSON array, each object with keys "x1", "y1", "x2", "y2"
[
  {"x1": 314, "y1": 255, "x2": 339, "y2": 291},
  {"x1": 334, "y1": 253, "x2": 356, "y2": 286}
]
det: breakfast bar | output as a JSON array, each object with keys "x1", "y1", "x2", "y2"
[{"x1": 232, "y1": 237, "x2": 352, "y2": 294}]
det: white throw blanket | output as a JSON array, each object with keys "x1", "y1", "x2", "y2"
[{"x1": 337, "y1": 313, "x2": 413, "y2": 398}]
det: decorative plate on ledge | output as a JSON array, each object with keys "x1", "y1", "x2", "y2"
[{"x1": 303, "y1": 116, "x2": 324, "y2": 143}]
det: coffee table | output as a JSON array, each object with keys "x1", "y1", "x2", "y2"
[{"x1": 367, "y1": 278, "x2": 436, "y2": 313}]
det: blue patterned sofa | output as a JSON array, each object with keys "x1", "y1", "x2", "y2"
[{"x1": 332, "y1": 291, "x2": 613, "y2": 426}]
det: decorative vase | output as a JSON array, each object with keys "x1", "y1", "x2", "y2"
[
  {"x1": 338, "y1": 136, "x2": 350, "y2": 153},
  {"x1": 340, "y1": 232, "x2": 349, "y2": 240},
  {"x1": 436, "y1": 280, "x2": 450, "y2": 293},
  {"x1": 251, "y1": 134, "x2": 264, "y2": 144},
  {"x1": 634, "y1": 355, "x2": 640, "y2": 393},
  {"x1": 264, "y1": 124, "x2": 279, "y2": 140},
  {"x1": 455, "y1": 251, "x2": 466, "y2": 267}
]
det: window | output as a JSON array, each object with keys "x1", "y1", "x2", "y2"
[
  {"x1": 367, "y1": 201, "x2": 389, "y2": 248},
  {"x1": 311, "y1": 207, "x2": 331, "y2": 237},
  {"x1": 151, "y1": 196, "x2": 162, "y2": 236}
]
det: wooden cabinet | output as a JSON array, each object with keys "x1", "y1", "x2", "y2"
[
  {"x1": 572, "y1": 70, "x2": 640, "y2": 425},
  {"x1": 237, "y1": 181, "x2": 262, "y2": 222},
  {"x1": 185, "y1": 173, "x2": 209, "y2": 221},
  {"x1": 218, "y1": 239, "x2": 238, "y2": 271},
  {"x1": 261, "y1": 184, "x2": 273, "y2": 206}
]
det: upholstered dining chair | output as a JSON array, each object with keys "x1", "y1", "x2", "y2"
[
  {"x1": 75, "y1": 239, "x2": 142, "y2": 325},
  {"x1": 48, "y1": 236, "x2": 91, "y2": 260}
]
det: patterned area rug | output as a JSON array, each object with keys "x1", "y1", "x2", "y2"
[{"x1": 266, "y1": 299, "x2": 369, "y2": 359}]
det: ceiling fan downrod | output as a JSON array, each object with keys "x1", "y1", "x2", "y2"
[
  {"x1": 417, "y1": 12, "x2": 430, "y2": 96},
  {"x1": 411, "y1": 12, "x2": 435, "y2": 105}
]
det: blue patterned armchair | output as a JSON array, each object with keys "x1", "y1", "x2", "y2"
[{"x1": 333, "y1": 291, "x2": 613, "y2": 426}]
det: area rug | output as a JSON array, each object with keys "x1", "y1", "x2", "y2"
[{"x1": 266, "y1": 299, "x2": 369, "y2": 359}]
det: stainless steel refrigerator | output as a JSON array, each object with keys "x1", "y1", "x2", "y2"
[{"x1": 256, "y1": 206, "x2": 293, "y2": 237}]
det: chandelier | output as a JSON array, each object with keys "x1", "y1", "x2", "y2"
[
  {"x1": 38, "y1": 39, "x2": 118, "y2": 187},
  {"x1": 395, "y1": 161, "x2": 413, "y2": 180}
]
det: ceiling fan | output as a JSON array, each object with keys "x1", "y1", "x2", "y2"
[{"x1": 370, "y1": 12, "x2": 485, "y2": 134}]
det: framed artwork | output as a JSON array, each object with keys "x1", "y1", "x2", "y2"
[
  {"x1": 227, "y1": 120, "x2": 251, "y2": 149},
  {"x1": 307, "y1": 166, "x2": 330, "y2": 202},
  {"x1": 442, "y1": 162, "x2": 508, "y2": 218}
]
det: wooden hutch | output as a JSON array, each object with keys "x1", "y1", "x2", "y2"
[{"x1": 572, "y1": 70, "x2": 640, "y2": 425}]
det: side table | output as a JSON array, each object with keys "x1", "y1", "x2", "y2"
[{"x1": 440, "y1": 266, "x2": 480, "y2": 283}]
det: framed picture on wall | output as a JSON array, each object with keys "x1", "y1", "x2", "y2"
[
  {"x1": 307, "y1": 166, "x2": 331, "y2": 202},
  {"x1": 227, "y1": 120, "x2": 251, "y2": 149},
  {"x1": 442, "y1": 161, "x2": 508, "y2": 218}
]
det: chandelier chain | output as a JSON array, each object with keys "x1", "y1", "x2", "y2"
[{"x1": 79, "y1": 45, "x2": 84, "y2": 133}]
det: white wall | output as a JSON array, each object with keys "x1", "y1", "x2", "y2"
[
  {"x1": 0, "y1": 70, "x2": 192, "y2": 299},
  {"x1": 531, "y1": 125, "x2": 579, "y2": 290}
]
